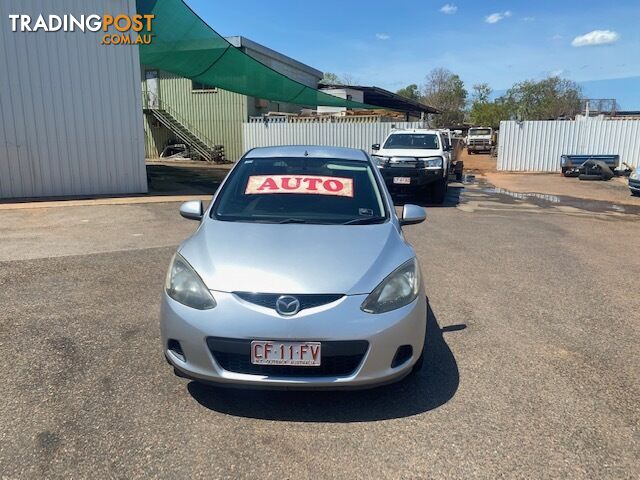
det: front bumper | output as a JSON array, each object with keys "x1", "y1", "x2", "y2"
[
  {"x1": 379, "y1": 167, "x2": 444, "y2": 189},
  {"x1": 468, "y1": 144, "x2": 491, "y2": 151},
  {"x1": 160, "y1": 290, "x2": 427, "y2": 389}
]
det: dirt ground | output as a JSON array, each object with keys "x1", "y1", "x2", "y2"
[{"x1": 460, "y1": 151, "x2": 639, "y2": 206}]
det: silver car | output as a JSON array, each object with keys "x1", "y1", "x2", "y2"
[{"x1": 161, "y1": 146, "x2": 427, "y2": 389}]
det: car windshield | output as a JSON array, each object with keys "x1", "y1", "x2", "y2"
[
  {"x1": 212, "y1": 157, "x2": 387, "y2": 224},
  {"x1": 383, "y1": 133, "x2": 439, "y2": 150},
  {"x1": 469, "y1": 128, "x2": 491, "y2": 136}
]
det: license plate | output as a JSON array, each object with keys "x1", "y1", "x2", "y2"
[
  {"x1": 393, "y1": 177, "x2": 411, "y2": 185},
  {"x1": 250, "y1": 341, "x2": 321, "y2": 366}
]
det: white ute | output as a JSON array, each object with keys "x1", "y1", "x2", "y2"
[{"x1": 371, "y1": 129, "x2": 451, "y2": 203}]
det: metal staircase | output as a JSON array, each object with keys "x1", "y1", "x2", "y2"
[{"x1": 143, "y1": 93, "x2": 225, "y2": 163}]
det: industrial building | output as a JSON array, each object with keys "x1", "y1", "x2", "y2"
[{"x1": 141, "y1": 36, "x2": 324, "y2": 162}]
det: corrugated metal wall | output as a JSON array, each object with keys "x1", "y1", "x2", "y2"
[
  {"x1": 142, "y1": 69, "x2": 247, "y2": 161},
  {"x1": 0, "y1": 0, "x2": 147, "y2": 198},
  {"x1": 498, "y1": 119, "x2": 640, "y2": 172},
  {"x1": 243, "y1": 121, "x2": 427, "y2": 153}
]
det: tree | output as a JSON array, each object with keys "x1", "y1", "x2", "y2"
[
  {"x1": 469, "y1": 83, "x2": 508, "y2": 128},
  {"x1": 321, "y1": 72, "x2": 357, "y2": 86},
  {"x1": 396, "y1": 84, "x2": 421, "y2": 101},
  {"x1": 421, "y1": 68, "x2": 467, "y2": 126},
  {"x1": 472, "y1": 83, "x2": 492, "y2": 104},
  {"x1": 501, "y1": 76, "x2": 582, "y2": 120},
  {"x1": 469, "y1": 100, "x2": 510, "y2": 128}
]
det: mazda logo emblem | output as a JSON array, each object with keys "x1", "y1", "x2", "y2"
[{"x1": 275, "y1": 295, "x2": 301, "y2": 316}]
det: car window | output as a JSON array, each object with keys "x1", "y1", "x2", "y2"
[
  {"x1": 469, "y1": 128, "x2": 491, "y2": 136},
  {"x1": 212, "y1": 157, "x2": 387, "y2": 224},
  {"x1": 383, "y1": 133, "x2": 439, "y2": 150}
]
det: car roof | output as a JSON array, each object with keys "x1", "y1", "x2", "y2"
[
  {"x1": 244, "y1": 145, "x2": 369, "y2": 161},
  {"x1": 387, "y1": 129, "x2": 441, "y2": 135}
]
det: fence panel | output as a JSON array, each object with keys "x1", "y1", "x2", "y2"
[
  {"x1": 498, "y1": 119, "x2": 640, "y2": 171},
  {"x1": 243, "y1": 121, "x2": 426, "y2": 154}
]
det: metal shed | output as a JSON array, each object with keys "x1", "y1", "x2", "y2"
[{"x1": 0, "y1": 0, "x2": 147, "y2": 199}]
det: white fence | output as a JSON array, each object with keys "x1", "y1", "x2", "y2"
[
  {"x1": 498, "y1": 119, "x2": 640, "y2": 172},
  {"x1": 243, "y1": 120, "x2": 426, "y2": 153}
]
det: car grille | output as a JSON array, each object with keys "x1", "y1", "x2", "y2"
[
  {"x1": 206, "y1": 337, "x2": 369, "y2": 377},
  {"x1": 388, "y1": 157, "x2": 419, "y2": 167},
  {"x1": 233, "y1": 292, "x2": 343, "y2": 311},
  {"x1": 469, "y1": 139, "x2": 490, "y2": 146}
]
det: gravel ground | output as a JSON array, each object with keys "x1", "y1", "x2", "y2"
[{"x1": 0, "y1": 180, "x2": 638, "y2": 479}]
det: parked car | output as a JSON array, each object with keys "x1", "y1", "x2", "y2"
[
  {"x1": 371, "y1": 129, "x2": 451, "y2": 203},
  {"x1": 466, "y1": 127, "x2": 494, "y2": 154},
  {"x1": 629, "y1": 168, "x2": 640, "y2": 196},
  {"x1": 162, "y1": 146, "x2": 428, "y2": 390}
]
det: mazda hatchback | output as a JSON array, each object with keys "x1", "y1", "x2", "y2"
[{"x1": 161, "y1": 146, "x2": 427, "y2": 389}]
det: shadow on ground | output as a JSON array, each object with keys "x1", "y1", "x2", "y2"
[
  {"x1": 392, "y1": 184, "x2": 464, "y2": 209},
  {"x1": 187, "y1": 302, "x2": 463, "y2": 422},
  {"x1": 147, "y1": 164, "x2": 227, "y2": 195}
]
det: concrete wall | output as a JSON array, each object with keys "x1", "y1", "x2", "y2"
[
  {"x1": 498, "y1": 119, "x2": 640, "y2": 172},
  {"x1": 0, "y1": 0, "x2": 147, "y2": 198}
]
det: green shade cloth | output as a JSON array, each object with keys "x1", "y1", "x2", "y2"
[{"x1": 136, "y1": 0, "x2": 377, "y2": 109}]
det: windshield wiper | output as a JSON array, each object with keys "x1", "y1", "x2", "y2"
[
  {"x1": 278, "y1": 218, "x2": 308, "y2": 224},
  {"x1": 342, "y1": 216, "x2": 385, "y2": 225}
]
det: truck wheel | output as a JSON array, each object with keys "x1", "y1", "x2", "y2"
[
  {"x1": 429, "y1": 178, "x2": 448, "y2": 204},
  {"x1": 579, "y1": 173, "x2": 605, "y2": 181}
]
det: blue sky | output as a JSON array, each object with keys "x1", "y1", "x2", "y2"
[{"x1": 188, "y1": 0, "x2": 640, "y2": 108}]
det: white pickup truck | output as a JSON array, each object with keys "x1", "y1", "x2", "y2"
[
  {"x1": 371, "y1": 129, "x2": 451, "y2": 203},
  {"x1": 466, "y1": 127, "x2": 493, "y2": 154}
]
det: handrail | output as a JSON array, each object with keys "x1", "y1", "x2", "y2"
[{"x1": 143, "y1": 91, "x2": 218, "y2": 150}]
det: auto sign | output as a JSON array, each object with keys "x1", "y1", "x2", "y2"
[{"x1": 245, "y1": 175, "x2": 354, "y2": 197}]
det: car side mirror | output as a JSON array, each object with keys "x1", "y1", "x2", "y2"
[
  {"x1": 179, "y1": 200, "x2": 203, "y2": 221},
  {"x1": 400, "y1": 204, "x2": 426, "y2": 226},
  {"x1": 372, "y1": 143, "x2": 380, "y2": 151}
]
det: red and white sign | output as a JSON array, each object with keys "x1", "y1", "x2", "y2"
[{"x1": 245, "y1": 175, "x2": 354, "y2": 198}]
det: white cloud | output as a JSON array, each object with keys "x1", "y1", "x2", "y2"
[
  {"x1": 485, "y1": 11, "x2": 511, "y2": 24},
  {"x1": 440, "y1": 4, "x2": 457, "y2": 14},
  {"x1": 375, "y1": 33, "x2": 390, "y2": 40},
  {"x1": 571, "y1": 30, "x2": 619, "y2": 47}
]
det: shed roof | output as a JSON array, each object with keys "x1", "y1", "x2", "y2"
[{"x1": 320, "y1": 85, "x2": 439, "y2": 115}]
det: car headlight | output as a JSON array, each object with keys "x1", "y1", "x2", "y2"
[
  {"x1": 361, "y1": 258, "x2": 421, "y2": 314},
  {"x1": 372, "y1": 155, "x2": 390, "y2": 166},
  {"x1": 165, "y1": 253, "x2": 216, "y2": 310},
  {"x1": 419, "y1": 156, "x2": 443, "y2": 169}
]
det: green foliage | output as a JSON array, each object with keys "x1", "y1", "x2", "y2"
[
  {"x1": 467, "y1": 77, "x2": 582, "y2": 127},
  {"x1": 396, "y1": 84, "x2": 421, "y2": 101},
  {"x1": 469, "y1": 101, "x2": 510, "y2": 128},
  {"x1": 422, "y1": 68, "x2": 467, "y2": 127},
  {"x1": 321, "y1": 72, "x2": 357, "y2": 86},
  {"x1": 501, "y1": 76, "x2": 582, "y2": 120}
]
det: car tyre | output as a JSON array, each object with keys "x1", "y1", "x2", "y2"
[{"x1": 429, "y1": 178, "x2": 448, "y2": 204}]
